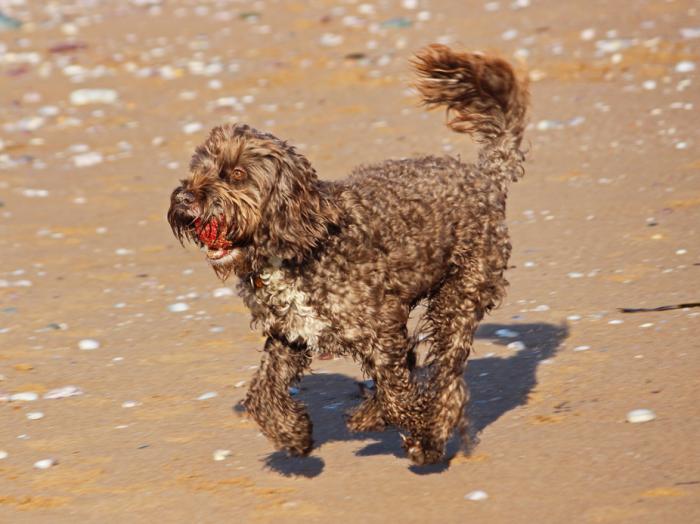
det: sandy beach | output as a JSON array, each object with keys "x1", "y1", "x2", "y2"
[{"x1": 1, "y1": 0, "x2": 699, "y2": 522}]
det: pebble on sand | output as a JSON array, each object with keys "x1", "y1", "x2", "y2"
[
  {"x1": 320, "y1": 33, "x2": 343, "y2": 46},
  {"x1": 680, "y1": 27, "x2": 700, "y2": 39},
  {"x1": 495, "y1": 328, "x2": 518, "y2": 338},
  {"x1": 21, "y1": 189, "x2": 49, "y2": 198},
  {"x1": 34, "y1": 458, "x2": 57, "y2": 470},
  {"x1": 465, "y1": 490, "x2": 489, "y2": 501},
  {"x1": 78, "y1": 339, "x2": 100, "y2": 350},
  {"x1": 168, "y1": 302, "x2": 189, "y2": 313},
  {"x1": 10, "y1": 392, "x2": 39, "y2": 402},
  {"x1": 501, "y1": 29, "x2": 518, "y2": 40},
  {"x1": 182, "y1": 122, "x2": 203, "y2": 134},
  {"x1": 197, "y1": 392, "x2": 218, "y2": 401},
  {"x1": 70, "y1": 89, "x2": 118, "y2": 105},
  {"x1": 507, "y1": 341, "x2": 526, "y2": 351},
  {"x1": 675, "y1": 60, "x2": 695, "y2": 73},
  {"x1": 626, "y1": 409, "x2": 656, "y2": 423},
  {"x1": 213, "y1": 449, "x2": 232, "y2": 461},
  {"x1": 73, "y1": 152, "x2": 103, "y2": 168},
  {"x1": 580, "y1": 28, "x2": 596, "y2": 41},
  {"x1": 0, "y1": 450, "x2": 8, "y2": 460},
  {"x1": 44, "y1": 386, "x2": 83, "y2": 399}
]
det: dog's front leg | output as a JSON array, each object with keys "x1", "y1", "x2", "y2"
[
  {"x1": 243, "y1": 336, "x2": 313, "y2": 456},
  {"x1": 346, "y1": 354, "x2": 387, "y2": 432}
]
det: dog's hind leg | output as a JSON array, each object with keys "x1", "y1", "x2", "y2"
[
  {"x1": 244, "y1": 337, "x2": 313, "y2": 456},
  {"x1": 404, "y1": 256, "x2": 504, "y2": 465}
]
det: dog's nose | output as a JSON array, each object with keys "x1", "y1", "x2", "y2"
[{"x1": 176, "y1": 190, "x2": 195, "y2": 205}]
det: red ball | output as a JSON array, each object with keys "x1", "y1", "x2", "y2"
[{"x1": 194, "y1": 217, "x2": 232, "y2": 249}]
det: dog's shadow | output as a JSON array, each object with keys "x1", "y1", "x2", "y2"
[{"x1": 261, "y1": 322, "x2": 568, "y2": 477}]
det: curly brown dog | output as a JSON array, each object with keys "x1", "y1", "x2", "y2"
[{"x1": 167, "y1": 44, "x2": 529, "y2": 465}]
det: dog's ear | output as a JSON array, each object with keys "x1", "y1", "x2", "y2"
[{"x1": 257, "y1": 150, "x2": 340, "y2": 263}]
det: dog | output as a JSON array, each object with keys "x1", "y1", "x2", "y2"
[{"x1": 167, "y1": 44, "x2": 529, "y2": 465}]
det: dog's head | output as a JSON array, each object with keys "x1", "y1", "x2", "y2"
[{"x1": 167, "y1": 124, "x2": 339, "y2": 280}]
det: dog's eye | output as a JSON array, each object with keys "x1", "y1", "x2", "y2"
[{"x1": 228, "y1": 167, "x2": 246, "y2": 182}]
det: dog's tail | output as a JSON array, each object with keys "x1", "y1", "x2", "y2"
[{"x1": 412, "y1": 44, "x2": 529, "y2": 184}]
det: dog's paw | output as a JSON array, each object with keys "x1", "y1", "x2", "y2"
[
  {"x1": 281, "y1": 437, "x2": 313, "y2": 457},
  {"x1": 401, "y1": 435, "x2": 444, "y2": 466},
  {"x1": 277, "y1": 429, "x2": 313, "y2": 457},
  {"x1": 274, "y1": 413, "x2": 314, "y2": 457}
]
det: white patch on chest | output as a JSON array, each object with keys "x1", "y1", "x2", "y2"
[{"x1": 252, "y1": 261, "x2": 328, "y2": 352}]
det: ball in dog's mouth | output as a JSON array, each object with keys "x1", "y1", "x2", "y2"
[{"x1": 194, "y1": 216, "x2": 234, "y2": 260}]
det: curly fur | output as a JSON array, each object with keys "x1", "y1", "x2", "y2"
[{"x1": 167, "y1": 44, "x2": 529, "y2": 465}]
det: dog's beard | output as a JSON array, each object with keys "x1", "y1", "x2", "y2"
[
  {"x1": 208, "y1": 247, "x2": 247, "y2": 281},
  {"x1": 212, "y1": 262, "x2": 233, "y2": 281}
]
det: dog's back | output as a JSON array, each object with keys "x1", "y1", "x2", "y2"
[{"x1": 338, "y1": 46, "x2": 530, "y2": 302}]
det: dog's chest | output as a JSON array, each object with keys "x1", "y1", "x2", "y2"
[{"x1": 246, "y1": 264, "x2": 328, "y2": 351}]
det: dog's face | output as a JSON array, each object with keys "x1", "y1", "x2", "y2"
[
  {"x1": 167, "y1": 124, "x2": 276, "y2": 279},
  {"x1": 168, "y1": 124, "x2": 339, "y2": 280}
]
